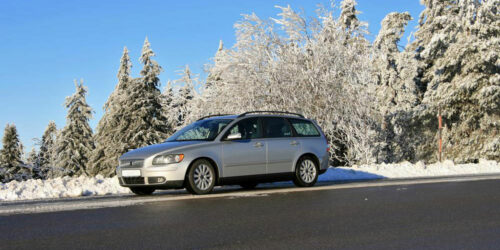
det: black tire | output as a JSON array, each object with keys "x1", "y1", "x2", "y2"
[
  {"x1": 293, "y1": 156, "x2": 319, "y2": 187},
  {"x1": 186, "y1": 159, "x2": 216, "y2": 195},
  {"x1": 240, "y1": 182, "x2": 258, "y2": 189},
  {"x1": 130, "y1": 187, "x2": 155, "y2": 195}
]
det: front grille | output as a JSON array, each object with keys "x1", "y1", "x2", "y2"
[
  {"x1": 119, "y1": 159, "x2": 144, "y2": 168},
  {"x1": 122, "y1": 177, "x2": 145, "y2": 185}
]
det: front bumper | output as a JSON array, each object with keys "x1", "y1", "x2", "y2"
[{"x1": 116, "y1": 162, "x2": 188, "y2": 189}]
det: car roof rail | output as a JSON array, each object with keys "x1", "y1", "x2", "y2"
[
  {"x1": 197, "y1": 114, "x2": 234, "y2": 121},
  {"x1": 237, "y1": 111, "x2": 304, "y2": 118}
]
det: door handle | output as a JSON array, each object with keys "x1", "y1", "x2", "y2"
[
  {"x1": 254, "y1": 142, "x2": 263, "y2": 148},
  {"x1": 290, "y1": 141, "x2": 299, "y2": 146}
]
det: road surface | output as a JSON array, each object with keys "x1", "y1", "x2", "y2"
[{"x1": 1, "y1": 178, "x2": 499, "y2": 249}]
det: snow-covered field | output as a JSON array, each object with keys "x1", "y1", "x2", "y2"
[{"x1": 1, "y1": 159, "x2": 499, "y2": 202}]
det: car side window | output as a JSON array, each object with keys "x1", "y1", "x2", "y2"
[
  {"x1": 288, "y1": 118, "x2": 320, "y2": 137},
  {"x1": 226, "y1": 118, "x2": 262, "y2": 140},
  {"x1": 263, "y1": 117, "x2": 293, "y2": 138}
]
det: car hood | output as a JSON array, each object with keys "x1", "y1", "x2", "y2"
[{"x1": 119, "y1": 141, "x2": 206, "y2": 160}]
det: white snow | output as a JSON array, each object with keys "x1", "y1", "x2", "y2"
[
  {"x1": 0, "y1": 175, "x2": 130, "y2": 201},
  {"x1": 318, "y1": 159, "x2": 500, "y2": 181},
  {"x1": 1, "y1": 159, "x2": 499, "y2": 202}
]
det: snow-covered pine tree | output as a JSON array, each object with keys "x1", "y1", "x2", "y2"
[
  {"x1": 172, "y1": 65, "x2": 196, "y2": 127},
  {"x1": 54, "y1": 80, "x2": 95, "y2": 177},
  {"x1": 110, "y1": 37, "x2": 169, "y2": 162},
  {"x1": 373, "y1": 12, "x2": 413, "y2": 99},
  {"x1": 161, "y1": 80, "x2": 177, "y2": 136},
  {"x1": 339, "y1": 0, "x2": 368, "y2": 41},
  {"x1": 0, "y1": 124, "x2": 24, "y2": 182},
  {"x1": 405, "y1": 0, "x2": 500, "y2": 162},
  {"x1": 205, "y1": 40, "x2": 224, "y2": 91},
  {"x1": 38, "y1": 121, "x2": 57, "y2": 178},
  {"x1": 372, "y1": 12, "x2": 422, "y2": 162},
  {"x1": 89, "y1": 47, "x2": 132, "y2": 176},
  {"x1": 26, "y1": 147, "x2": 42, "y2": 179}
]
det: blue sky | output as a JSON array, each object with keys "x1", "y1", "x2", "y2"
[{"x1": 0, "y1": 0, "x2": 424, "y2": 152}]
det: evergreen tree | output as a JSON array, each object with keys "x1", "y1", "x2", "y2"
[
  {"x1": 402, "y1": 0, "x2": 500, "y2": 162},
  {"x1": 372, "y1": 12, "x2": 420, "y2": 162},
  {"x1": 89, "y1": 47, "x2": 132, "y2": 176},
  {"x1": 161, "y1": 80, "x2": 177, "y2": 136},
  {"x1": 54, "y1": 80, "x2": 95, "y2": 176},
  {"x1": 0, "y1": 124, "x2": 24, "y2": 182},
  {"x1": 205, "y1": 40, "x2": 224, "y2": 90},
  {"x1": 38, "y1": 121, "x2": 57, "y2": 178},
  {"x1": 26, "y1": 147, "x2": 42, "y2": 179},
  {"x1": 173, "y1": 65, "x2": 195, "y2": 127},
  {"x1": 110, "y1": 37, "x2": 169, "y2": 169},
  {"x1": 338, "y1": 0, "x2": 368, "y2": 40}
]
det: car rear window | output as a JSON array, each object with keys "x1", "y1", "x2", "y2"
[{"x1": 288, "y1": 118, "x2": 320, "y2": 137}]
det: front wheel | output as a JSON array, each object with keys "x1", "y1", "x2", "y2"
[
  {"x1": 186, "y1": 159, "x2": 216, "y2": 195},
  {"x1": 130, "y1": 187, "x2": 155, "y2": 195},
  {"x1": 293, "y1": 156, "x2": 318, "y2": 187}
]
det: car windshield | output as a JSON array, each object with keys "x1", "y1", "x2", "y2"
[{"x1": 166, "y1": 119, "x2": 233, "y2": 142}]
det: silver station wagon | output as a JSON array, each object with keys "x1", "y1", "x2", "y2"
[{"x1": 117, "y1": 111, "x2": 329, "y2": 195}]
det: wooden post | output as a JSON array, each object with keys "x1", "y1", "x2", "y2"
[{"x1": 438, "y1": 107, "x2": 442, "y2": 162}]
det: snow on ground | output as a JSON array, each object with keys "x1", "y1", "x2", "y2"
[
  {"x1": 319, "y1": 159, "x2": 500, "y2": 181},
  {"x1": 0, "y1": 175, "x2": 130, "y2": 201},
  {"x1": 1, "y1": 159, "x2": 499, "y2": 202}
]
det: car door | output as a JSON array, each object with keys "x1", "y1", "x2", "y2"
[
  {"x1": 262, "y1": 117, "x2": 300, "y2": 174},
  {"x1": 221, "y1": 117, "x2": 267, "y2": 177}
]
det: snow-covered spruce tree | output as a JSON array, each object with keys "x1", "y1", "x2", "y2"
[
  {"x1": 161, "y1": 80, "x2": 179, "y2": 136},
  {"x1": 199, "y1": 2, "x2": 380, "y2": 164},
  {"x1": 205, "y1": 40, "x2": 225, "y2": 91},
  {"x1": 109, "y1": 37, "x2": 170, "y2": 168},
  {"x1": 26, "y1": 147, "x2": 42, "y2": 179},
  {"x1": 172, "y1": 65, "x2": 197, "y2": 127},
  {"x1": 89, "y1": 47, "x2": 133, "y2": 176},
  {"x1": 186, "y1": 40, "x2": 229, "y2": 122},
  {"x1": 373, "y1": 12, "x2": 417, "y2": 110},
  {"x1": 404, "y1": 0, "x2": 500, "y2": 162},
  {"x1": 37, "y1": 121, "x2": 57, "y2": 178},
  {"x1": 372, "y1": 12, "x2": 422, "y2": 162},
  {"x1": 339, "y1": 0, "x2": 366, "y2": 39},
  {"x1": 0, "y1": 124, "x2": 24, "y2": 182},
  {"x1": 54, "y1": 80, "x2": 95, "y2": 177}
]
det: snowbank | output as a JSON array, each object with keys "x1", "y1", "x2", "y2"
[
  {"x1": 0, "y1": 175, "x2": 130, "y2": 201},
  {"x1": 1, "y1": 160, "x2": 499, "y2": 201},
  {"x1": 319, "y1": 159, "x2": 500, "y2": 181}
]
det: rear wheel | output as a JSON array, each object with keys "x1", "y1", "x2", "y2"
[
  {"x1": 130, "y1": 187, "x2": 155, "y2": 195},
  {"x1": 293, "y1": 156, "x2": 318, "y2": 187},
  {"x1": 186, "y1": 159, "x2": 216, "y2": 195}
]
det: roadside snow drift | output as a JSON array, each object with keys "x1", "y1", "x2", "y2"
[
  {"x1": 0, "y1": 175, "x2": 130, "y2": 201},
  {"x1": 318, "y1": 159, "x2": 500, "y2": 181},
  {"x1": 1, "y1": 160, "x2": 499, "y2": 201}
]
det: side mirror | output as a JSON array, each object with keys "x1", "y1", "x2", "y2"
[{"x1": 226, "y1": 132, "x2": 242, "y2": 140}]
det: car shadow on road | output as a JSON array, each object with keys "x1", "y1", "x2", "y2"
[{"x1": 152, "y1": 168, "x2": 386, "y2": 197}]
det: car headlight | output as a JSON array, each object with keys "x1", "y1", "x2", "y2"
[{"x1": 152, "y1": 154, "x2": 184, "y2": 165}]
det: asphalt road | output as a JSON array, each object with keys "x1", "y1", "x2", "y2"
[{"x1": 1, "y1": 179, "x2": 500, "y2": 250}]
